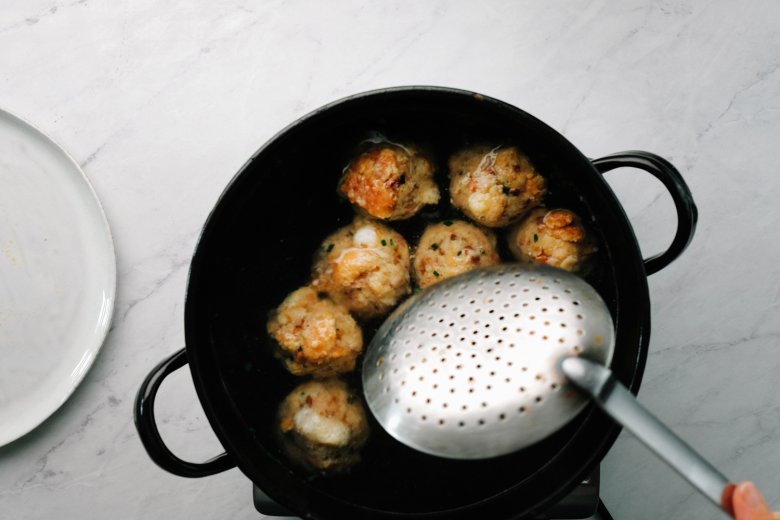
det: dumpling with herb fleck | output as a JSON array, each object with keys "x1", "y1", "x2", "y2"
[
  {"x1": 507, "y1": 208, "x2": 597, "y2": 272},
  {"x1": 267, "y1": 286, "x2": 363, "y2": 377},
  {"x1": 412, "y1": 220, "x2": 500, "y2": 288},
  {"x1": 276, "y1": 378, "x2": 369, "y2": 472},
  {"x1": 312, "y1": 217, "x2": 411, "y2": 319},
  {"x1": 339, "y1": 144, "x2": 439, "y2": 220},
  {"x1": 449, "y1": 145, "x2": 545, "y2": 227}
]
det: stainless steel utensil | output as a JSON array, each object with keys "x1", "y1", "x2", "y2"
[
  {"x1": 561, "y1": 357, "x2": 734, "y2": 514},
  {"x1": 363, "y1": 263, "x2": 735, "y2": 516}
]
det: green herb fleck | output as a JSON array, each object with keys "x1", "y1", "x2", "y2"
[
  {"x1": 502, "y1": 186, "x2": 511, "y2": 195},
  {"x1": 433, "y1": 270, "x2": 440, "y2": 277},
  {"x1": 457, "y1": 250, "x2": 462, "y2": 256},
  {"x1": 430, "y1": 242, "x2": 439, "y2": 251},
  {"x1": 346, "y1": 394, "x2": 357, "y2": 404},
  {"x1": 533, "y1": 233, "x2": 539, "y2": 242},
  {"x1": 381, "y1": 239, "x2": 387, "y2": 246},
  {"x1": 297, "y1": 345, "x2": 303, "y2": 352},
  {"x1": 413, "y1": 286, "x2": 422, "y2": 293},
  {"x1": 326, "y1": 243, "x2": 334, "y2": 252},
  {"x1": 299, "y1": 391, "x2": 306, "y2": 396},
  {"x1": 390, "y1": 238, "x2": 395, "y2": 247},
  {"x1": 479, "y1": 248, "x2": 486, "y2": 255},
  {"x1": 443, "y1": 220, "x2": 453, "y2": 226}
]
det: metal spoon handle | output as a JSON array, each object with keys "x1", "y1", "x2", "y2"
[{"x1": 561, "y1": 357, "x2": 735, "y2": 517}]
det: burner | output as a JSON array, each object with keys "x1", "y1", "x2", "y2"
[{"x1": 253, "y1": 467, "x2": 612, "y2": 519}]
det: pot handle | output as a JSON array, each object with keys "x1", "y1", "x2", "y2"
[
  {"x1": 591, "y1": 151, "x2": 698, "y2": 275},
  {"x1": 134, "y1": 348, "x2": 236, "y2": 478}
]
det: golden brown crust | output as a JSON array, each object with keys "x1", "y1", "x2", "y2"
[
  {"x1": 339, "y1": 145, "x2": 439, "y2": 220},
  {"x1": 448, "y1": 145, "x2": 546, "y2": 227},
  {"x1": 311, "y1": 217, "x2": 411, "y2": 319},
  {"x1": 507, "y1": 208, "x2": 596, "y2": 272},
  {"x1": 412, "y1": 220, "x2": 500, "y2": 288},
  {"x1": 267, "y1": 286, "x2": 363, "y2": 377}
]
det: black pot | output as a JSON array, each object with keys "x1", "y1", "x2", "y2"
[{"x1": 135, "y1": 87, "x2": 697, "y2": 519}]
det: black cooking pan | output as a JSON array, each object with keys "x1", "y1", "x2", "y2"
[{"x1": 135, "y1": 87, "x2": 697, "y2": 519}]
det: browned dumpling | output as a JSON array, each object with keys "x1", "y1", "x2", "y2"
[
  {"x1": 267, "y1": 286, "x2": 363, "y2": 377},
  {"x1": 507, "y1": 208, "x2": 596, "y2": 272},
  {"x1": 339, "y1": 144, "x2": 440, "y2": 220},
  {"x1": 277, "y1": 378, "x2": 369, "y2": 472},
  {"x1": 449, "y1": 145, "x2": 545, "y2": 227},
  {"x1": 312, "y1": 217, "x2": 411, "y2": 319},
  {"x1": 413, "y1": 220, "x2": 500, "y2": 288}
]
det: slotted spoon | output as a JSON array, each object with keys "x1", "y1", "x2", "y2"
[{"x1": 363, "y1": 264, "x2": 736, "y2": 516}]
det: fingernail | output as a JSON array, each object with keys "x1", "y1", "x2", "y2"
[{"x1": 743, "y1": 482, "x2": 766, "y2": 508}]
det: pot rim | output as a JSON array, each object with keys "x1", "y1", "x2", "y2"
[{"x1": 183, "y1": 86, "x2": 652, "y2": 519}]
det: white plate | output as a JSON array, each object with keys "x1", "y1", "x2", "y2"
[{"x1": 0, "y1": 108, "x2": 116, "y2": 447}]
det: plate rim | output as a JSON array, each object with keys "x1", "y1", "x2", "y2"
[{"x1": 0, "y1": 106, "x2": 117, "y2": 447}]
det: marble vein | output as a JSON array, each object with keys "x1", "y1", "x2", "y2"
[
  {"x1": 115, "y1": 253, "x2": 191, "y2": 327},
  {"x1": 0, "y1": 0, "x2": 87, "y2": 35},
  {"x1": 697, "y1": 60, "x2": 780, "y2": 141}
]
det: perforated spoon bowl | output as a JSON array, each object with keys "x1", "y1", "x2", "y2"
[
  {"x1": 363, "y1": 263, "x2": 614, "y2": 459},
  {"x1": 363, "y1": 264, "x2": 736, "y2": 516}
]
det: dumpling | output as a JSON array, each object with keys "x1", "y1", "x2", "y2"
[
  {"x1": 449, "y1": 145, "x2": 545, "y2": 227},
  {"x1": 339, "y1": 144, "x2": 439, "y2": 220}
]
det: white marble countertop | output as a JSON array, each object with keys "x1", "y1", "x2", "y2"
[{"x1": 1, "y1": 1, "x2": 779, "y2": 519}]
